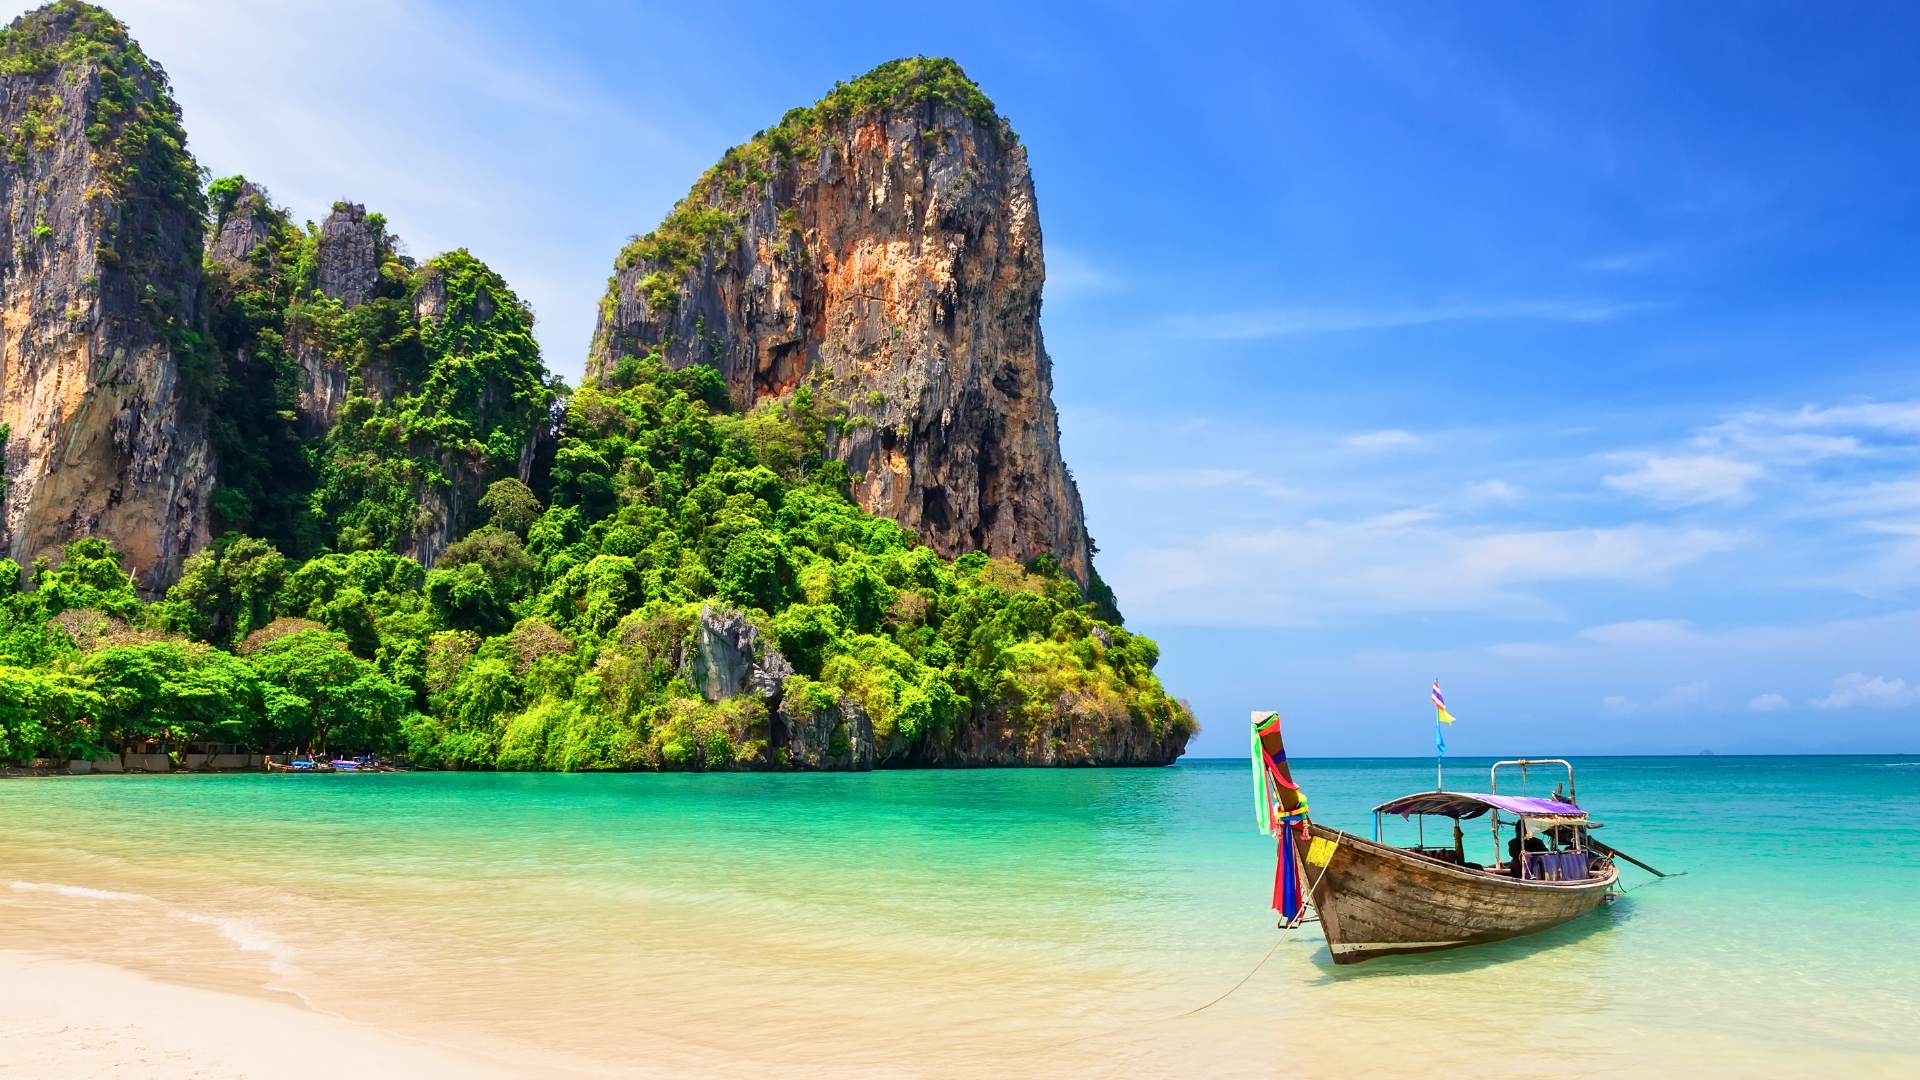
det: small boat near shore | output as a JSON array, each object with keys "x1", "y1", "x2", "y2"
[
  {"x1": 1253, "y1": 711, "x2": 1629, "y2": 964},
  {"x1": 266, "y1": 756, "x2": 407, "y2": 773}
]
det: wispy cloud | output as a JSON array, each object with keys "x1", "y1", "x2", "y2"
[
  {"x1": 1582, "y1": 249, "x2": 1666, "y2": 273},
  {"x1": 1113, "y1": 519, "x2": 1735, "y2": 625},
  {"x1": 1604, "y1": 454, "x2": 1763, "y2": 505},
  {"x1": 1165, "y1": 300, "x2": 1644, "y2": 340},
  {"x1": 1656, "y1": 680, "x2": 1710, "y2": 709},
  {"x1": 1346, "y1": 429, "x2": 1419, "y2": 450},
  {"x1": 1043, "y1": 246, "x2": 1119, "y2": 299},
  {"x1": 1748, "y1": 693, "x2": 1790, "y2": 712},
  {"x1": 1464, "y1": 479, "x2": 1523, "y2": 503}
]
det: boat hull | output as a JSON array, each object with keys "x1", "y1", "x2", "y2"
[{"x1": 1303, "y1": 823, "x2": 1618, "y2": 964}]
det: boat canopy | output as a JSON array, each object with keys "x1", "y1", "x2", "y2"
[{"x1": 1373, "y1": 791, "x2": 1586, "y2": 821}]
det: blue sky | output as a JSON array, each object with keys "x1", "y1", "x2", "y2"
[{"x1": 85, "y1": 0, "x2": 1920, "y2": 756}]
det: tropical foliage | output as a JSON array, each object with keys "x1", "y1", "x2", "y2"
[{"x1": 0, "y1": 72, "x2": 1192, "y2": 769}]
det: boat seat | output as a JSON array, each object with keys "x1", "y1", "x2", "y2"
[{"x1": 1523, "y1": 851, "x2": 1590, "y2": 881}]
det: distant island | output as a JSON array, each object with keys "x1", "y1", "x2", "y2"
[{"x1": 0, "y1": 2, "x2": 1192, "y2": 773}]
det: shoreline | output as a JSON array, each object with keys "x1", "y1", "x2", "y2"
[{"x1": 0, "y1": 950, "x2": 553, "y2": 1079}]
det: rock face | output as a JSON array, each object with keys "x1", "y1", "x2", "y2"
[
  {"x1": 683, "y1": 604, "x2": 793, "y2": 703},
  {"x1": 0, "y1": 4, "x2": 213, "y2": 592},
  {"x1": 777, "y1": 691, "x2": 876, "y2": 771},
  {"x1": 292, "y1": 202, "x2": 379, "y2": 436},
  {"x1": 590, "y1": 60, "x2": 1090, "y2": 586},
  {"x1": 207, "y1": 182, "x2": 275, "y2": 268}
]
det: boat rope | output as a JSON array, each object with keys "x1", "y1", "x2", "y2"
[
  {"x1": 1039, "y1": 845, "x2": 1334, "y2": 1053},
  {"x1": 1169, "y1": 851, "x2": 1336, "y2": 1019}
]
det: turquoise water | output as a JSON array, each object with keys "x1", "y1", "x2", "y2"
[{"x1": 2, "y1": 757, "x2": 1915, "y2": 1078}]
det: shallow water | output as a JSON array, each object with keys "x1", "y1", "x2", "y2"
[{"x1": 2, "y1": 757, "x2": 1915, "y2": 1078}]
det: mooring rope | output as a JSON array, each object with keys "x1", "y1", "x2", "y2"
[
  {"x1": 1038, "y1": 843, "x2": 1333, "y2": 1053},
  {"x1": 1169, "y1": 851, "x2": 1337, "y2": 1019}
]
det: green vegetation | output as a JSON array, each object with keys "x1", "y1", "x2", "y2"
[
  {"x1": 0, "y1": 40, "x2": 1190, "y2": 770},
  {"x1": 0, "y1": 307, "x2": 1189, "y2": 767}
]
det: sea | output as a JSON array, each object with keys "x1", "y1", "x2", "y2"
[{"x1": 2, "y1": 756, "x2": 1915, "y2": 1078}]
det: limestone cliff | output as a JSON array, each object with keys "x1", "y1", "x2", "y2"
[
  {"x1": 0, "y1": 2, "x2": 212, "y2": 592},
  {"x1": 590, "y1": 58, "x2": 1091, "y2": 588}
]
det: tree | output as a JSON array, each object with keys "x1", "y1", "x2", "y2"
[
  {"x1": 479, "y1": 478, "x2": 543, "y2": 537},
  {"x1": 81, "y1": 641, "x2": 262, "y2": 749},
  {"x1": 152, "y1": 536, "x2": 287, "y2": 647},
  {"x1": 426, "y1": 528, "x2": 539, "y2": 634},
  {"x1": 248, "y1": 628, "x2": 407, "y2": 755},
  {"x1": 32, "y1": 538, "x2": 141, "y2": 619}
]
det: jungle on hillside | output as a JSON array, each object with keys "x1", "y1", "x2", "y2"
[{"x1": 0, "y1": 175, "x2": 1193, "y2": 771}]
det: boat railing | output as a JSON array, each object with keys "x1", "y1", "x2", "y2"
[{"x1": 1491, "y1": 758, "x2": 1575, "y2": 801}]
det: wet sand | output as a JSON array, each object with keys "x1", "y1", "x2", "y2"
[{"x1": 0, "y1": 950, "x2": 547, "y2": 1079}]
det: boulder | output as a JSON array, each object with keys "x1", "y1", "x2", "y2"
[
  {"x1": 684, "y1": 605, "x2": 794, "y2": 705},
  {"x1": 776, "y1": 693, "x2": 875, "y2": 771}
]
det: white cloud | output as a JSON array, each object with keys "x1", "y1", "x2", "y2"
[
  {"x1": 1812, "y1": 673, "x2": 1918, "y2": 709},
  {"x1": 1602, "y1": 695, "x2": 1640, "y2": 714},
  {"x1": 1113, "y1": 518, "x2": 1735, "y2": 625},
  {"x1": 1604, "y1": 454, "x2": 1763, "y2": 505},
  {"x1": 1748, "y1": 693, "x2": 1790, "y2": 712},
  {"x1": 1346, "y1": 429, "x2": 1419, "y2": 451}
]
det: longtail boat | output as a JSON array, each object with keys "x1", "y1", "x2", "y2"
[{"x1": 1252, "y1": 711, "x2": 1620, "y2": 964}]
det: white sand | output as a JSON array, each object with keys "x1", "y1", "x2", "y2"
[{"x1": 0, "y1": 950, "x2": 556, "y2": 1079}]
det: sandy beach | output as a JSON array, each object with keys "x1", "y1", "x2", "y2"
[{"x1": 0, "y1": 951, "x2": 548, "y2": 1080}]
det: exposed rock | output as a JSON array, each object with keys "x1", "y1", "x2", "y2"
[
  {"x1": 207, "y1": 182, "x2": 275, "y2": 268},
  {"x1": 683, "y1": 604, "x2": 793, "y2": 704},
  {"x1": 412, "y1": 265, "x2": 447, "y2": 324},
  {"x1": 776, "y1": 691, "x2": 875, "y2": 771},
  {"x1": 316, "y1": 202, "x2": 378, "y2": 306},
  {"x1": 291, "y1": 202, "x2": 380, "y2": 435},
  {"x1": 590, "y1": 61, "x2": 1090, "y2": 587},
  {"x1": 0, "y1": 3, "x2": 213, "y2": 593}
]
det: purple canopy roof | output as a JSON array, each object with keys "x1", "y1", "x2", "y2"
[{"x1": 1372, "y1": 791, "x2": 1586, "y2": 820}]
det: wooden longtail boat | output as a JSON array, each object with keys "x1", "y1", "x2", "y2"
[{"x1": 1254, "y1": 712, "x2": 1620, "y2": 964}]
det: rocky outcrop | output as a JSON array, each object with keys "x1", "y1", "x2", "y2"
[
  {"x1": 292, "y1": 202, "x2": 378, "y2": 435},
  {"x1": 315, "y1": 202, "x2": 378, "y2": 306},
  {"x1": 776, "y1": 691, "x2": 875, "y2": 771},
  {"x1": 207, "y1": 182, "x2": 275, "y2": 267},
  {"x1": 590, "y1": 59, "x2": 1090, "y2": 587},
  {"x1": 0, "y1": 3, "x2": 213, "y2": 592},
  {"x1": 683, "y1": 604, "x2": 792, "y2": 704}
]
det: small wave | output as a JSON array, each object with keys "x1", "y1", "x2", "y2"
[
  {"x1": 184, "y1": 913, "x2": 298, "y2": 975},
  {"x1": 10, "y1": 880, "x2": 154, "y2": 903},
  {"x1": 14, "y1": 880, "x2": 297, "y2": 975}
]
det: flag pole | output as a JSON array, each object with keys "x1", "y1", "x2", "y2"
[{"x1": 1434, "y1": 676, "x2": 1443, "y2": 792}]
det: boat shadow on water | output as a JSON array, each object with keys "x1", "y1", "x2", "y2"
[{"x1": 1299, "y1": 897, "x2": 1636, "y2": 981}]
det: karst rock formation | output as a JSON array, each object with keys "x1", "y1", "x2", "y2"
[
  {"x1": 0, "y1": 3, "x2": 212, "y2": 591},
  {"x1": 589, "y1": 60, "x2": 1092, "y2": 587}
]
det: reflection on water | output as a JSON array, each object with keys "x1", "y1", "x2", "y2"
[{"x1": 2, "y1": 759, "x2": 1916, "y2": 1078}]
